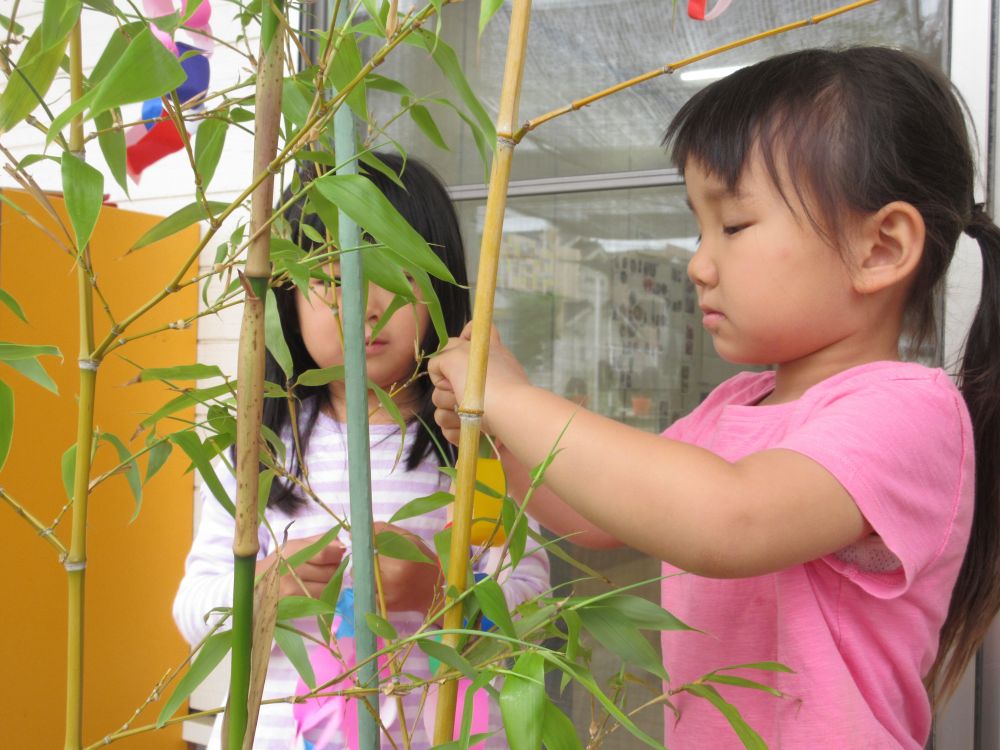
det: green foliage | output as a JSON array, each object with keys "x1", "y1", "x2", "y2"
[
  {"x1": 1, "y1": 3, "x2": 794, "y2": 748},
  {"x1": 0, "y1": 24, "x2": 69, "y2": 134},
  {"x1": 0, "y1": 380, "x2": 13, "y2": 472},
  {"x1": 60, "y1": 152, "x2": 104, "y2": 252},
  {"x1": 157, "y1": 629, "x2": 233, "y2": 727}
]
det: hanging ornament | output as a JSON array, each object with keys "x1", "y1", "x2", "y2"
[
  {"x1": 125, "y1": 1, "x2": 214, "y2": 182},
  {"x1": 688, "y1": 0, "x2": 733, "y2": 21}
]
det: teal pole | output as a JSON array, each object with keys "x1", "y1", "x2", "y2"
[{"x1": 333, "y1": 6, "x2": 380, "y2": 749}]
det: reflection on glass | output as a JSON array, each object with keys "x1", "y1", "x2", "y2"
[
  {"x1": 457, "y1": 186, "x2": 746, "y2": 434},
  {"x1": 366, "y1": 1, "x2": 946, "y2": 185}
]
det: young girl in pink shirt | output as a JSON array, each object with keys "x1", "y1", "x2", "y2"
[{"x1": 429, "y1": 47, "x2": 1000, "y2": 748}]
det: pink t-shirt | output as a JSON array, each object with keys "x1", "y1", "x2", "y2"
[{"x1": 660, "y1": 361, "x2": 974, "y2": 749}]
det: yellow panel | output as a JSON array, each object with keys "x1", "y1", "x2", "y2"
[{"x1": 1, "y1": 189, "x2": 200, "y2": 749}]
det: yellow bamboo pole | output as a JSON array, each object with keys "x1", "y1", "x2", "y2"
[
  {"x1": 512, "y1": 0, "x2": 879, "y2": 143},
  {"x1": 432, "y1": 0, "x2": 534, "y2": 744},
  {"x1": 64, "y1": 17, "x2": 97, "y2": 750}
]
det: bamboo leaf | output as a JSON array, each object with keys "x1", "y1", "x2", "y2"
[
  {"x1": 570, "y1": 594, "x2": 695, "y2": 633},
  {"x1": 169, "y1": 430, "x2": 234, "y2": 515},
  {"x1": 358, "y1": 150, "x2": 406, "y2": 188},
  {"x1": 140, "y1": 364, "x2": 226, "y2": 382},
  {"x1": 3, "y1": 357, "x2": 59, "y2": 394},
  {"x1": 295, "y1": 364, "x2": 345, "y2": 387},
  {"x1": 499, "y1": 652, "x2": 546, "y2": 750},
  {"x1": 0, "y1": 289, "x2": 27, "y2": 323},
  {"x1": 99, "y1": 431, "x2": 143, "y2": 520},
  {"x1": 139, "y1": 381, "x2": 234, "y2": 431},
  {"x1": 714, "y1": 661, "x2": 795, "y2": 674},
  {"x1": 577, "y1": 607, "x2": 668, "y2": 682},
  {"x1": 541, "y1": 698, "x2": 583, "y2": 750},
  {"x1": 280, "y1": 78, "x2": 312, "y2": 130},
  {"x1": 273, "y1": 625, "x2": 316, "y2": 689},
  {"x1": 539, "y1": 655, "x2": 665, "y2": 750},
  {"x1": 265, "y1": 288, "x2": 293, "y2": 379},
  {"x1": 361, "y1": 245, "x2": 416, "y2": 299},
  {"x1": 194, "y1": 116, "x2": 229, "y2": 189},
  {"x1": 408, "y1": 103, "x2": 449, "y2": 150},
  {"x1": 418, "y1": 637, "x2": 475, "y2": 679},
  {"x1": 375, "y1": 530, "x2": 432, "y2": 564},
  {"x1": 430, "y1": 734, "x2": 494, "y2": 750},
  {"x1": 277, "y1": 595, "x2": 336, "y2": 620},
  {"x1": 0, "y1": 380, "x2": 13, "y2": 472},
  {"x1": 282, "y1": 524, "x2": 343, "y2": 571},
  {"x1": 682, "y1": 683, "x2": 767, "y2": 749},
  {"x1": 60, "y1": 444, "x2": 77, "y2": 500},
  {"x1": 312, "y1": 173, "x2": 455, "y2": 282},
  {"x1": 0, "y1": 343, "x2": 61, "y2": 361},
  {"x1": 61, "y1": 152, "x2": 104, "y2": 252},
  {"x1": 157, "y1": 629, "x2": 233, "y2": 726},
  {"x1": 0, "y1": 25, "x2": 69, "y2": 134},
  {"x1": 42, "y1": 0, "x2": 81, "y2": 52},
  {"x1": 472, "y1": 576, "x2": 516, "y2": 638},
  {"x1": 131, "y1": 201, "x2": 230, "y2": 251},
  {"x1": 145, "y1": 439, "x2": 172, "y2": 482},
  {"x1": 365, "y1": 612, "x2": 398, "y2": 640},
  {"x1": 328, "y1": 29, "x2": 368, "y2": 120},
  {"x1": 370, "y1": 380, "x2": 405, "y2": 463},
  {"x1": 703, "y1": 674, "x2": 784, "y2": 698},
  {"x1": 388, "y1": 490, "x2": 453, "y2": 523},
  {"x1": 407, "y1": 30, "x2": 495, "y2": 142},
  {"x1": 88, "y1": 27, "x2": 187, "y2": 117},
  {"x1": 478, "y1": 0, "x2": 505, "y2": 37},
  {"x1": 95, "y1": 110, "x2": 128, "y2": 194}
]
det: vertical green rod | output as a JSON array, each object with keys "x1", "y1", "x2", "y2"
[
  {"x1": 65, "y1": 18, "x2": 95, "y2": 750},
  {"x1": 229, "y1": 0, "x2": 284, "y2": 745},
  {"x1": 333, "y1": 5, "x2": 379, "y2": 748}
]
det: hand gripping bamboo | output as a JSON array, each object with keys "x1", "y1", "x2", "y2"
[{"x1": 432, "y1": 1, "x2": 534, "y2": 744}]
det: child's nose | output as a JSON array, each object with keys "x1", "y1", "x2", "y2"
[
  {"x1": 687, "y1": 243, "x2": 717, "y2": 288},
  {"x1": 365, "y1": 283, "x2": 391, "y2": 320}
]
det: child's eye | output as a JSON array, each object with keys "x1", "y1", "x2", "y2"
[{"x1": 723, "y1": 224, "x2": 749, "y2": 236}]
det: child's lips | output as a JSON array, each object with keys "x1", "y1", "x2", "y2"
[{"x1": 700, "y1": 307, "x2": 725, "y2": 329}]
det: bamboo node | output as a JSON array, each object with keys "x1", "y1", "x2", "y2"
[
  {"x1": 78, "y1": 358, "x2": 100, "y2": 371},
  {"x1": 168, "y1": 319, "x2": 191, "y2": 330},
  {"x1": 497, "y1": 135, "x2": 517, "y2": 148},
  {"x1": 64, "y1": 560, "x2": 87, "y2": 572}
]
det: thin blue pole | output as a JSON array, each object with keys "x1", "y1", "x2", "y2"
[{"x1": 333, "y1": 5, "x2": 380, "y2": 748}]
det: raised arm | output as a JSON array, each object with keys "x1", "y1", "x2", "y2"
[{"x1": 429, "y1": 328, "x2": 869, "y2": 579}]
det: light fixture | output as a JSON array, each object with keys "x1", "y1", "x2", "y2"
[{"x1": 678, "y1": 64, "x2": 746, "y2": 83}]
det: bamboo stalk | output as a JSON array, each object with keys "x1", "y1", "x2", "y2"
[
  {"x1": 432, "y1": 0, "x2": 534, "y2": 744},
  {"x1": 332, "y1": 2, "x2": 380, "y2": 745},
  {"x1": 228, "y1": 0, "x2": 284, "y2": 746},
  {"x1": 512, "y1": 0, "x2": 879, "y2": 142},
  {"x1": 63, "y1": 16, "x2": 98, "y2": 750}
]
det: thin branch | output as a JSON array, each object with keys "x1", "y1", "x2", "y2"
[
  {"x1": 0, "y1": 488, "x2": 68, "y2": 555},
  {"x1": 513, "y1": 0, "x2": 880, "y2": 142}
]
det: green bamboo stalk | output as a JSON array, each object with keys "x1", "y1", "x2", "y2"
[
  {"x1": 332, "y1": 2, "x2": 380, "y2": 746},
  {"x1": 432, "y1": 0, "x2": 533, "y2": 744},
  {"x1": 228, "y1": 0, "x2": 284, "y2": 746},
  {"x1": 64, "y1": 16, "x2": 97, "y2": 750}
]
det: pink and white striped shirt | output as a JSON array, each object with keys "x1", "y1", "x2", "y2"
[{"x1": 174, "y1": 412, "x2": 550, "y2": 749}]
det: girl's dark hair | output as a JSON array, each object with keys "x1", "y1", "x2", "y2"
[
  {"x1": 263, "y1": 152, "x2": 470, "y2": 512},
  {"x1": 664, "y1": 46, "x2": 1000, "y2": 706}
]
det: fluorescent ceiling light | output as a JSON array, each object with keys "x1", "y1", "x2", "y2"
[{"x1": 678, "y1": 64, "x2": 746, "y2": 83}]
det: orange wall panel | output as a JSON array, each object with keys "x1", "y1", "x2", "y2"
[{"x1": 1, "y1": 189, "x2": 201, "y2": 749}]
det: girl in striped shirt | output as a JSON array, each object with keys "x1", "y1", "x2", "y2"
[{"x1": 173, "y1": 153, "x2": 550, "y2": 749}]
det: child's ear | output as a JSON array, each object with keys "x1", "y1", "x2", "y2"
[{"x1": 852, "y1": 201, "x2": 925, "y2": 295}]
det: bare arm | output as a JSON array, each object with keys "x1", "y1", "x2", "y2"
[{"x1": 430, "y1": 329, "x2": 869, "y2": 578}]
